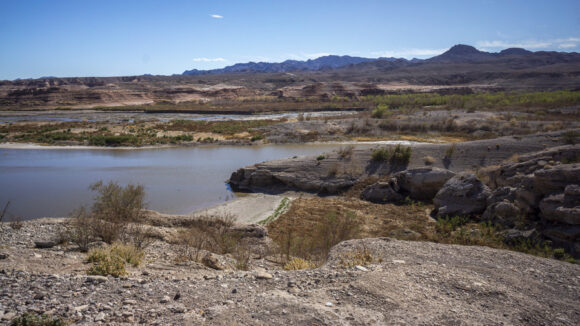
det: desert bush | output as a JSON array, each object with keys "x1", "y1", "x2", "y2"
[
  {"x1": 315, "y1": 210, "x2": 360, "y2": 258},
  {"x1": 87, "y1": 242, "x2": 144, "y2": 276},
  {"x1": 9, "y1": 215, "x2": 23, "y2": 230},
  {"x1": 283, "y1": 257, "x2": 314, "y2": 270},
  {"x1": 316, "y1": 155, "x2": 326, "y2": 161},
  {"x1": 109, "y1": 242, "x2": 145, "y2": 267},
  {"x1": 233, "y1": 243, "x2": 252, "y2": 270},
  {"x1": 87, "y1": 252, "x2": 127, "y2": 277},
  {"x1": 89, "y1": 181, "x2": 145, "y2": 244},
  {"x1": 9, "y1": 312, "x2": 66, "y2": 326},
  {"x1": 338, "y1": 246, "x2": 375, "y2": 268},
  {"x1": 65, "y1": 207, "x2": 94, "y2": 252},
  {"x1": 176, "y1": 213, "x2": 242, "y2": 261}
]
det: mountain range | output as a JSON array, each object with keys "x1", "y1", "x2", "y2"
[{"x1": 183, "y1": 44, "x2": 580, "y2": 76}]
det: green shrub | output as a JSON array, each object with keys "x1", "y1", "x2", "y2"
[
  {"x1": 371, "y1": 144, "x2": 412, "y2": 165},
  {"x1": 9, "y1": 312, "x2": 66, "y2": 326},
  {"x1": 371, "y1": 104, "x2": 389, "y2": 118},
  {"x1": 89, "y1": 135, "x2": 140, "y2": 146},
  {"x1": 436, "y1": 215, "x2": 469, "y2": 236},
  {"x1": 371, "y1": 148, "x2": 391, "y2": 162},
  {"x1": 316, "y1": 155, "x2": 326, "y2": 161},
  {"x1": 87, "y1": 253, "x2": 127, "y2": 277},
  {"x1": 86, "y1": 242, "x2": 144, "y2": 276}
]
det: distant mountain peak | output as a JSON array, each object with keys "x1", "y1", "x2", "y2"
[
  {"x1": 499, "y1": 48, "x2": 532, "y2": 56},
  {"x1": 429, "y1": 44, "x2": 491, "y2": 62},
  {"x1": 446, "y1": 44, "x2": 482, "y2": 55}
]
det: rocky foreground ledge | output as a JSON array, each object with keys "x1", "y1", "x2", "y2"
[{"x1": 1, "y1": 230, "x2": 579, "y2": 325}]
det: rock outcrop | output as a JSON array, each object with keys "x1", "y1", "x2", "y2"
[
  {"x1": 393, "y1": 167, "x2": 456, "y2": 200},
  {"x1": 478, "y1": 145, "x2": 580, "y2": 256},
  {"x1": 361, "y1": 167, "x2": 455, "y2": 203},
  {"x1": 433, "y1": 173, "x2": 491, "y2": 217},
  {"x1": 361, "y1": 179, "x2": 404, "y2": 203},
  {"x1": 539, "y1": 184, "x2": 580, "y2": 225}
]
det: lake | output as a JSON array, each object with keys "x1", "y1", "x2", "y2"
[{"x1": 0, "y1": 144, "x2": 356, "y2": 219}]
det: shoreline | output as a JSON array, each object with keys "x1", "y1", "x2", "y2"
[{"x1": 0, "y1": 139, "x2": 431, "y2": 150}]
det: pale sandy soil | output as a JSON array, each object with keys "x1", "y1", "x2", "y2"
[{"x1": 191, "y1": 193, "x2": 297, "y2": 224}]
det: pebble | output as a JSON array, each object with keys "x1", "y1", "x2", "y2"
[
  {"x1": 94, "y1": 312, "x2": 106, "y2": 322},
  {"x1": 355, "y1": 265, "x2": 369, "y2": 272},
  {"x1": 255, "y1": 272, "x2": 273, "y2": 280},
  {"x1": 160, "y1": 296, "x2": 171, "y2": 303},
  {"x1": 325, "y1": 302, "x2": 334, "y2": 307},
  {"x1": 86, "y1": 275, "x2": 108, "y2": 283}
]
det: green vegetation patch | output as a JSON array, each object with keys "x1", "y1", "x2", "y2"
[{"x1": 371, "y1": 144, "x2": 412, "y2": 165}]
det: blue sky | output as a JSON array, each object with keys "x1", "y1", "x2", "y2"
[{"x1": 1, "y1": 0, "x2": 579, "y2": 79}]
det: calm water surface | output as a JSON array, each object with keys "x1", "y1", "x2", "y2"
[{"x1": 0, "y1": 144, "x2": 350, "y2": 219}]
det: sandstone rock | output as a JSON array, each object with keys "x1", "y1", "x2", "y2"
[
  {"x1": 542, "y1": 225, "x2": 580, "y2": 257},
  {"x1": 255, "y1": 271, "x2": 273, "y2": 280},
  {"x1": 539, "y1": 185, "x2": 580, "y2": 225},
  {"x1": 394, "y1": 167, "x2": 455, "y2": 200},
  {"x1": 534, "y1": 164, "x2": 580, "y2": 196},
  {"x1": 433, "y1": 173, "x2": 491, "y2": 217},
  {"x1": 361, "y1": 179, "x2": 403, "y2": 203},
  {"x1": 482, "y1": 201, "x2": 521, "y2": 227},
  {"x1": 202, "y1": 252, "x2": 235, "y2": 270}
]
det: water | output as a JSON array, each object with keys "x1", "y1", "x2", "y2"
[
  {"x1": 0, "y1": 144, "x2": 353, "y2": 219},
  {"x1": 0, "y1": 110, "x2": 357, "y2": 124}
]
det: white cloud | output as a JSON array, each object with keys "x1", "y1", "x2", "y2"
[
  {"x1": 477, "y1": 40, "x2": 551, "y2": 49},
  {"x1": 287, "y1": 52, "x2": 332, "y2": 60},
  {"x1": 192, "y1": 57, "x2": 226, "y2": 62},
  {"x1": 370, "y1": 48, "x2": 447, "y2": 58},
  {"x1": 210, "y1": 14, "x2": 223, "y2": 19},
  {"x1": 558, "y1": 43, "x2": 577, "y2": 49},
  {"x1": 477, "y1": 37, "x2": 580, "y2": 51}
]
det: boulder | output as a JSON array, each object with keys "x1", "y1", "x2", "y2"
[
  {"x1": 534, "y1": 164, "x2": 580, "y2": 196},
  {"x1": 542, "y1": 225, "x2": 580, "y2": 258},
  {"x1": 361, "y1": 179, "x2": 404, "y2": 203},
  {"x1": 393, "y1": 167, "x2": 455, "y2": 200},
  {"x1": 539, "y1": 184, "x2": 580, "y2": 225},
  {"x1": 201, "y1": 252, "x2": 236, "y2": 270},
  {"x1": 482, "y1": 200, "x2": 521, "y2": 227},
  {"x1": 433, "y1": 173, "x2": 491, "y2": 217}
]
